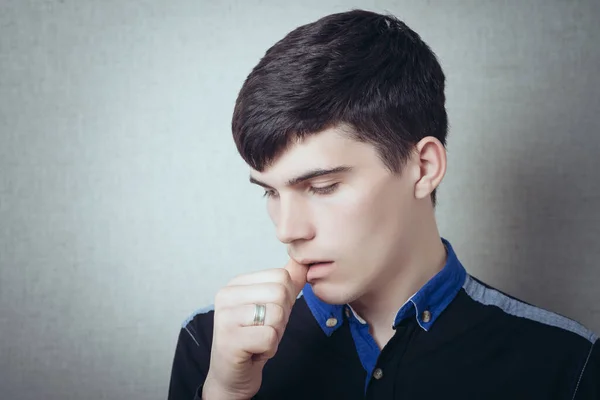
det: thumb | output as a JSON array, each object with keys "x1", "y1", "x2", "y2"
[{"x1": 284, "y1": 258, "x2": 308, "y2": 296}]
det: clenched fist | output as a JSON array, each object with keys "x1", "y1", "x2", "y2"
[{"x1": 202, "y1": 259, "x2": 308, "y2": 400}]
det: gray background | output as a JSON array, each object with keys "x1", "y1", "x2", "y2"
[{"x1": 1, "y1": 0, "x2": 599, "y2": 399}]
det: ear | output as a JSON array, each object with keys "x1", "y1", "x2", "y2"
[{"x1": 413, "y1": 137, "x2": 447, "y2": 201}]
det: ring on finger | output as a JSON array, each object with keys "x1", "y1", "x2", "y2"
[{"x1": 253, "y1": 303, "x2": 266, "y2": 326}]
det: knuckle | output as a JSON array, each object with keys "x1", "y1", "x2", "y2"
[
  {"x1": 272, "y1": 284, "x2": 288, "y2": 305},
  {"x1": 273, "y1": 304, "x2": 287, "y2": 325},
  {"x1": 274, "y1": 268, "x2": 291, "y2": 284}
]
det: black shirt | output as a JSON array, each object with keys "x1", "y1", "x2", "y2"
[{"x1": 168, "y1": 240, "x2": 599, "y2": 399}]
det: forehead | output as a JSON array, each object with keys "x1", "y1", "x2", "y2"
[{"x1": 250, "y1": 126, "x2": 381, "y2": 183}]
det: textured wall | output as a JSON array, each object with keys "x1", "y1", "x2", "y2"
[{"x1": 1, "y1": 1, "x2": 598, "y2": 399}]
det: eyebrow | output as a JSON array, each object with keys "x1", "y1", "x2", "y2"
[{"x1": 249, "y1": 165, "x2": 353, "y2": 189}]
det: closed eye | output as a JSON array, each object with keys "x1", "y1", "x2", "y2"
[
  {"x1": 263, "y1": 183, "x2": 340, "y2": 198},
  {"x1": 309, "y1": 183, "x2": 339, "y2": 195}
]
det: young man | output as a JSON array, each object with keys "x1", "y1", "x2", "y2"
[{"x1": 168, "y1": 10, "x2": 599, "y2": 400}]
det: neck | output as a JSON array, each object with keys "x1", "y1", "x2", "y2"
[{"x1": 349, "y1": 216, "x2": 447, "y2": 348}]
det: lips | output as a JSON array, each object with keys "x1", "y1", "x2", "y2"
[
  {"x1": 298, "y1": 259, "x2": 333, "y2": 267},
  {"x1": 308, "y1": 261, "x2": 332, "y2": 267},
  {"x1": 305, "y1": 261, "x2": 334, "y2": 281}
]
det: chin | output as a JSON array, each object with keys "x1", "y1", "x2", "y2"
[{"x1": 308, "y1": 280, "x2": 357, "y2": 305}]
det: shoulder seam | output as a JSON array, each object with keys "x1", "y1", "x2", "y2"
[
  {"x1": 180, "y1": 304, "x2": 214, "y2": 348},
  {"x1": 571, "y1": 340, "x2": 596, "y2": 400},
  {"x1": 183, "y1": 326, "x2": 200, "y2": 347},
  {"x1": 463, "y1": 275, "x2": 598, "y2": 343}
]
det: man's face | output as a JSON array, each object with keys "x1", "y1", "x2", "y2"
[{"x1": 249, "y1": 126, "x2": 419, "y2": 305}]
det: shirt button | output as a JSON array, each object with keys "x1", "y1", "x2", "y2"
[
  {"x1": 326, "y1": 317, "x2": 338, "y2": 327},
  {"x1": 373, "y1": 368, "x2": 384, "y2": 380},
  {"x1": 345, "y1": 308, "x2": 351, "y2": 318},
  {"x1": 422, "y1": 310, "x2": 432, "y2": 323}
]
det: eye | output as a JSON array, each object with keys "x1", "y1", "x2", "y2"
[{"x1": 309, "y1": 183, "x2": 339, "y2": 195}]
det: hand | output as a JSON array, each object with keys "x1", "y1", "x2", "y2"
[{"x1": 202, "y1": 259, "x2": 308, "y2": 400}]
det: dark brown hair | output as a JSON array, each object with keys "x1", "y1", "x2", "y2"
[{"x1": 232, "y1": 9, "x2": 448, "y2": 204}]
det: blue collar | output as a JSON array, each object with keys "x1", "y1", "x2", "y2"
[{"x1": 301, "y1": 238, "x2": 467, "y2": 335}]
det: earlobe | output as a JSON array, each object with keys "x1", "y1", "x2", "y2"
[{"x1": 413, "y1": 137, "x2": 447, "y2": 200}]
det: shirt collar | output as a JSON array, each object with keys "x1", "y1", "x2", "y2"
[{"x1": 301, "y1": 238, "x2": 467, "y2": 335}]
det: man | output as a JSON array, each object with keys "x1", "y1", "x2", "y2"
[{"x1": 168, "y1": 9, "x2": 599, "y2": 400}]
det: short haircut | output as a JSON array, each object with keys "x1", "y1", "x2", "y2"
[{"x1": 232, "y1": 9, "x2": 448, "y2": 205}]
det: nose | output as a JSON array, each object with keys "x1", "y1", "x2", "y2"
[{"x1": 274, "y1": 196, "x2": 315, "y2": 244}]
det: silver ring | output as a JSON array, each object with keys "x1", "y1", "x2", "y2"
[{"x1": 252, "y1": 303, "x2": 266, "y2": 326}]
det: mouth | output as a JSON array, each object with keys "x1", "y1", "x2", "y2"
[
  {"x1": 305, "y1": 261, "x2": 335, "y2": 281},
  {"x1": 308, "y1": 261, "x2": 332, "y2": 267},
  {"x1": 299, "y1": 260, "x2": 333, "y2": 267}
]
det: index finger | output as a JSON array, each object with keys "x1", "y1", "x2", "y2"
[{"x1": 284, "y1": 258, "x2": 308, "y2": 297}]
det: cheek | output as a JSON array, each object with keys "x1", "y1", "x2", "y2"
[
  {"x1": 316, "y1": 182, "x2": 408, "y2": 243},
  {"x1": 314, "y1": 188, "x2": 381, "y2": 238}
]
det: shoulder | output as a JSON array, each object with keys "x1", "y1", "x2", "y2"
[
  {"x1": 454, "y1": 275, "x2": 598, "y2": 397},
  {"x1": 458, "y1": 274, "x2": 598, "y2": 384},
  {"x1": 461, "y1": 274, "x2": 598, "y2": 346},
  {"x1": 168, "y1": 305, "x2": 216, "y2": 400}
]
